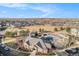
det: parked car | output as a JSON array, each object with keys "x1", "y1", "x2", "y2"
[
  {"x1": 0, "y1": 44, "x2": 11, "y2": 56},
  {"x1": 65, "y1": 48, "x2": 79, "y2": 55}
]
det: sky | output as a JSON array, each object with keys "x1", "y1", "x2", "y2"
[{"x1": 0, "y1": 3, "x2": 79, "y2": 18}]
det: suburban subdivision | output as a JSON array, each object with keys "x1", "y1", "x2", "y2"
[{"x1": 0, "y1": 18, "x2": 79, "y2": 56}]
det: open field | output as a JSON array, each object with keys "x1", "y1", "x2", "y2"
[{"x1": 5, "y1": 25, "x2": 63, "y2": 32}]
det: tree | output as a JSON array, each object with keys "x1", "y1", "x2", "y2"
[
  {"x1": 5, "y1": 31, "x2": 12, "y2": 37},
  {"x1": 41, "y1": 29, "x2": 44, "y2": 32},
  {"x1": 39, "y1": 28, "x2": 45, "y2": 33},
  {"x1": 19, "y1": 29, "x2": 30, "y2": 36},
  {"x1": 39, "y1": 28, "x2": 42, "y2": 32},
  {"x1": 54, "y1": 28, "x2": 58, "y2": 31},
  {"x1": 60, "y1": 27, "x2": 64, "y2": 30},
  {"x1": 12, "y1": 31, "x2": 17, "y2": 37},
  {"x1": 26, "y1": 29, "x2": 30, "y2": 34},
  {"x1": 0, "y1": 27, "x2": 7, "y2": 31},
  {"x1": 20, "y1": 30, "x2": 26, "y2": 36},
  {"x1": 66, "y1": 35, "x2": 75, "y2": 48},
  {"x1": 5, "y1": 31, "x2": 17, "y2": 37},
  {"x1": 66, "y1": 28, "x2": 71, "y2": 33}
]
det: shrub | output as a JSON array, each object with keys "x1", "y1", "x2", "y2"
[
  {"x1": 19, "y1": 29, "x2": 30, "y2": 36},
  {"x1": 60, "y1": 27, "x2": 64, "y2": 30},
  {"x1": 5, "y1": 31, "x2": 17, "y2": 37},
  {"x1": 66, "y1": 28, "x2": 71, "y2": 33},
  {"x1": 54, "y1": 28, "x2": 58, "y2": 31}
]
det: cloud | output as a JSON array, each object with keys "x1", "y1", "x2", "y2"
[
  {"x1": 0, "y1": 3, "x2": 57, "y2": 18},
  {"x1": 0, "y1": 3, "x2": 28, "y2": 8},
  {"x1": 40, "y1": 13, "x2": 50, "y2": 17},
  {"x1": 30, "y1": 5, "x2": 57, "y2": 18},
  {"x1": 30, "y1": 6, "x2": 51, "y2": 13}
]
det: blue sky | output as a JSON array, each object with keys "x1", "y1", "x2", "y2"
[{"x1": 0, "y1": 3, "x2": 79, "y2": 18}]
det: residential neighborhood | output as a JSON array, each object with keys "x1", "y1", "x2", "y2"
[{"x1": 0, "y1": 18, "x2": 79, "y2": 56}]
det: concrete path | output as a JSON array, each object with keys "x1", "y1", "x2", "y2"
[{"x1": 30, "y1": 50, "x2": 37, "y2": 56}]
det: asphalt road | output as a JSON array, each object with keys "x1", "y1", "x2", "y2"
[{"x1": 0, "y1": 44, "x2": 30, "y2": 56}]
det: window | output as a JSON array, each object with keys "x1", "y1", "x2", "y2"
[{"x1": 37, "y1": 42, "x2": 43, "y2": 49}]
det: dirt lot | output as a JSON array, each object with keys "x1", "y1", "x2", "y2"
[{"x1": 5, "y1": 25, "x2": 63, "y2": 32}]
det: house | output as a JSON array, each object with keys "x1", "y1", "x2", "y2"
[
  {"x1": 0, "y1": 34, "x2": 5, "y2": 44},
  {"x1": 0, "y1": 22, "x2": 6, "y2": 27},
  {"x1": 25, "y1": 36, "x2": 48, "y2": 53},
  {"x1": 0, "y1": 31, "x2": 5, "y2": 44},
  {"x1": 71, "y1": 28, "x2": 79, "y2": 37},
  {"x1": 24, "y1": 33, "x2": 69, "y2": 53},
  {"x1": 15, "y1": 32, "x2": 69, "y2": 54},
  {"x1": 52, "y1": 33, "x2": 69, "y2": 49}
]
